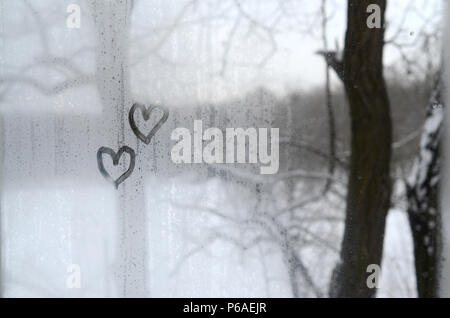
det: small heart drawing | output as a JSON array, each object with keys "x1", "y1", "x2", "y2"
[
  {"x1": 97, "y1": 146, "x2": 135, "y2": 189},
  {"x1": 128, "y1": 103, "x2": 169, "y2": 145}
]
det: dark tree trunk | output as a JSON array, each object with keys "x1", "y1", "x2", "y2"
[
  {"x1": 330, "y1": 0, "x2": 392, "y2": 298},
  {"x1": 406, "y1": 78, "x2": 443, "y2": 298}
]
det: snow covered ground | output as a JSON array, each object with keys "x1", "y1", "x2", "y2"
[{"x1": 379, "y1": 209, "x2": 417, "y2": 298}]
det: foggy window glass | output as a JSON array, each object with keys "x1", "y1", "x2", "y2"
[{"x1": 0, "y1": 0, "x2": 447, "y2": 299}]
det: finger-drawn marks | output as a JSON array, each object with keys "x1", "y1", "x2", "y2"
[
  {"x1": 96, "y1": 102, "x2": 169, "y2": 188},
  {"x1": 97, "y1": 146, "x2": 135, "y2": 189},
  {"x1": 129, "y1": 103, "x2": 169, "y2": 144}
]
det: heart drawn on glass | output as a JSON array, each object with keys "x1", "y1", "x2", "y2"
[
  {"x1": 128, "y1": 103, "x2": 169, "y2": 145},
  {"x1": 97, "y1": 146, "x2": 135, "y2": 189}
]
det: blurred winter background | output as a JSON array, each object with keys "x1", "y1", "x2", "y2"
[{"x1": 0, "y1": 0, "x2": 444, "y2": 297}]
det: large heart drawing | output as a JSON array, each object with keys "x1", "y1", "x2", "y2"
[
  {"x1": 97, "y1": 146, "x2": 135, "y2": 189},
  {"x1": 128, "y1": 103, "x2": 169, "y2": 144}
]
